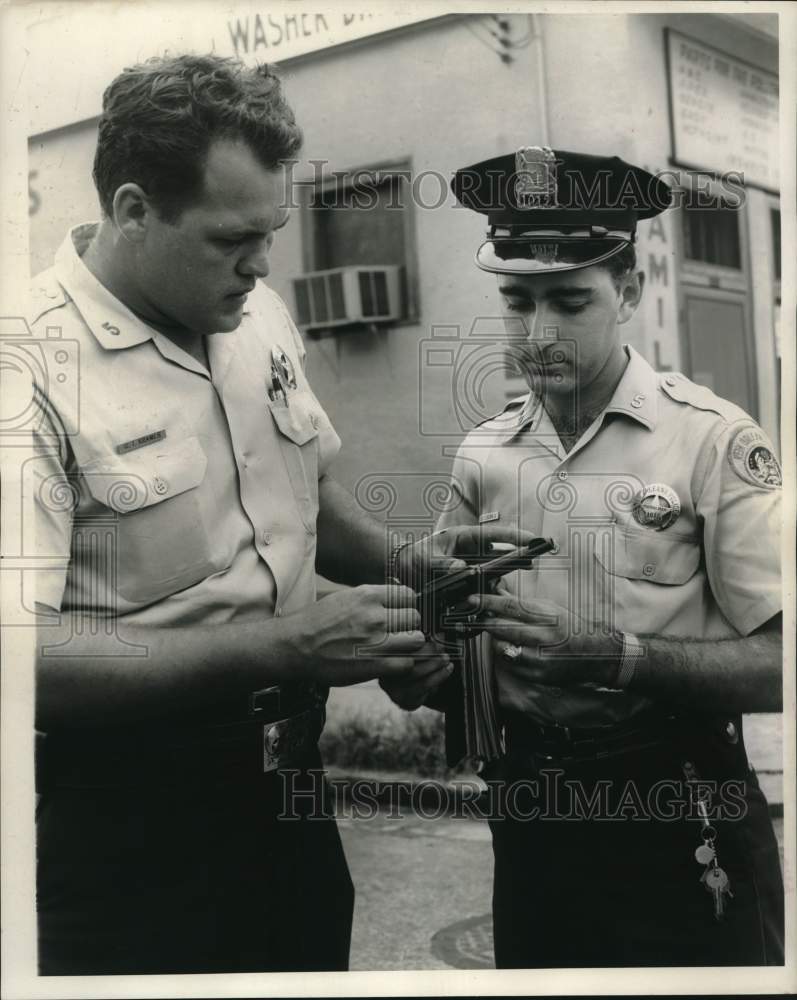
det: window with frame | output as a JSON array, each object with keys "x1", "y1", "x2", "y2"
[
  {"x1": 304, "y1": 160, "x2": 418, "y2": 323},
  {"x1": 681, "y1": 201, "x2": 742, "y2": 269}
]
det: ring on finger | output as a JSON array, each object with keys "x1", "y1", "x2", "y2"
[{"x1": 502, "y1": 643, "x2": 524, "y2": 661}]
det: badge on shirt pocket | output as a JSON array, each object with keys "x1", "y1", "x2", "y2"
[{"x1": 631, "y1": 483, "x2": 681, "y2": 531}]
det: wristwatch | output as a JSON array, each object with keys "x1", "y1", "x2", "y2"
[
  {"x1": 615, "y1": 631, "x2": 645, "y2": 689},
  {"x1": 388, "y1": 538, "x2": 414, "y2": 583}
]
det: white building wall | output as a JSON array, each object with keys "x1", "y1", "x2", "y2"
[{"x1": 26, "y1": 10, "x2": 781, "y2": 485}]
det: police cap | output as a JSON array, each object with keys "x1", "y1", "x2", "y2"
[{"x1": 451, "y1": 146, "x2": 672, "y2": 274}]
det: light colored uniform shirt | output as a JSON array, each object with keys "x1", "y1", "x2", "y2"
[
  {"x1": 437, "y1": 346, "x2": 782, "y2": 727},
  {"x1": 28, "y1": 223, "x2": 340, "y2": 625}
]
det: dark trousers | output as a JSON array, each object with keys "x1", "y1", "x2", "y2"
[
  {"x1": 36, "y1": 750, "x2": 353, "y2": 975},
  {"x1": 488, "y1": 733, "x2": 784, "y2": 968}
]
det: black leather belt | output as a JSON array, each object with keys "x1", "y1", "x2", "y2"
[
  {"x1": 37, "y1": 683, "x2": 326, "y2": 789},
  {"x1": 504, "y1": 712, "x2": 679, "y2": 762}
]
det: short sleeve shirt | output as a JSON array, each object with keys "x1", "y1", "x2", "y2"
[
  {"x1": 436, "y1": 347, "x2": 782, "y2": 727},
  {"x1": 28, "y1": 223, "x2": 340, "y2": 625}
]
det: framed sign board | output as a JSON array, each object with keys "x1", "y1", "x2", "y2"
[{"x1": 665, "y1": 28, "x2": 779, "y2": 192}]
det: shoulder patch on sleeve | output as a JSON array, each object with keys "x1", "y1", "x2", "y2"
[
  {"x1": 728, "y1": 425, "x2": 782, "y2": 489},
  {"x1": 660, "y1": 373, "x2": 749, "y2": 424}
]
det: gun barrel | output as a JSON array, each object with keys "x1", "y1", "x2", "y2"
[{"x1": 419, "y1": 537, "x2": 556, "y2": 601}]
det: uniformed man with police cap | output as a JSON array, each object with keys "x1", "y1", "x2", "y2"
[{"x1": 384, "y1": 147, "x2": 784, "y2": 966}]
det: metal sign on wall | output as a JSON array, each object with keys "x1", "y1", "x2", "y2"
[
  {"x1": 666, "y1": 29, "x2": 779, "y2": 191},
  {"x1": 223, "y1": 9, "x2": 441, "y2": 64}
]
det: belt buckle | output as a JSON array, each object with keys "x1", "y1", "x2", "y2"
[{"x1": 262, "y1": 709, "x2": 314, "y2": 773}]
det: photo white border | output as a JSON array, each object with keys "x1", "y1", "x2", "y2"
[{"x1": 2, "y1": 1, "x2": 795, "y2": 996}]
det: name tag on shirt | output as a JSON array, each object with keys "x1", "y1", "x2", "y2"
[{"x1": 114, "y1": 429, "x2": 167, "y2": 455}]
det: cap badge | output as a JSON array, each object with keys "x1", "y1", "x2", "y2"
[
  {"x1": 632, "y1": 483, "x2": 681, "y2": 530},
  {"x1": 515, "y1": 146, "x2": 558, "y2": 209},
  {"x1": 529, "y1": 242, "x2": 559, "y2": 264},
  {"x1": 728, "y1": 426, "x2": 782, "y2": 489}
]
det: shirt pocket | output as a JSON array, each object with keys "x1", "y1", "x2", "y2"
[
  {"x1": 79, "y1": 436, "x2": 217, "y2": 605},
  {"x1": 594, "y1": 526, "x2": 701, "y2": 585},
  {"x1": 268, "y1": 390, "x2": 320, "y2": 532},
  {"x1": 592, "y1": 526, "x2": 702, "y2": 633}
]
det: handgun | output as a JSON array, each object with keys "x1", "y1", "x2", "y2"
[
  {"x1": 417, "y1": 537, "x2": 556, "y2": 767},
  {"x1": 417, "y1": 537, "x2": 556, "y2": 648}
]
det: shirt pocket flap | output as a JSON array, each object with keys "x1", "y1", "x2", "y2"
[
  {"x1": 268, "y1": 392, "x2": 320, "y2": 446},
  {"x1": 82, "y1": 436, "x2": 208, "y2": 512},
  {"x1": 594, "y1": 529, "x2": 701, "y2": 585}
]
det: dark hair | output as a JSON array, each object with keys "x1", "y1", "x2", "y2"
[
  {"x1": 600, "y1": 243, "x2": 637, "y2": 289},
  {"x1": 93, "y1": 54, "x2": 303, "y2": 221}
]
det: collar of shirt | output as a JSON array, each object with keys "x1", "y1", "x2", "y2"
[
  {"x1": 602, "y1": 345, "x2": 659, "y2": 430},
  {"x1": 54, "y1": 222, "x2": 235, "y2": 379},
  {"x1": 55, "y1": 222, "x2": 155, "y2": 352},
  {"x1": 502, "y1": 344, "x2": 659, "y2": 443}
]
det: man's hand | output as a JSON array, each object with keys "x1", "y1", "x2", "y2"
[
  {"x1": 467, "y1": 593, "x2": 620, "y2": 688},
  {"x1": 379, "y1": 645, "x2": 454, "y2": 710},
  {"x1": 281, "y1": 584, "x2": 450, "y2": 687},
  {"x1": 395, "y1": 525, "x2": 542, "y2": 588}
]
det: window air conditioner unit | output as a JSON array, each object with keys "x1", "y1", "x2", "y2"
[{"x1": 291, "y1": 265, "x2": 402, "y2": 331}]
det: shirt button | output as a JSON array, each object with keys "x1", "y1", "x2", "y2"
[
  {"x1": 642, "y1": 563, "x2": 655, "y2": 577},
  {"x1": 262, "y1": 530, "x2": 273, "y2": 545},
  {"x1": 665, "y1": 376, "x2": 677, "y2": 387},
  {"x1": 725, "y1": 720, "x2": 739, "y2": 743},
  {"x1": 153, "y1": 476, "x2": 168, "y2": 495},
  {"x1": 557, "y1": 470, "x2": 568, "y2": 481},
  {"x1": 310, "y1": 414, "x2": 319, "y2": 429}
]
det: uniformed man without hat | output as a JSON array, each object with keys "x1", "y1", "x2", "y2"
[
  {"x1": 383, "y1": 147, "x2": 784, "y2": 967},
  {"x1": 29, "y1": 54, "x2": 531, "y2": 975}
]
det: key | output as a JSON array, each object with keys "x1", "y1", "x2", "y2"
[
  {"x1": 694, "y1": 843, "x2": 715, "y2": 865},
  {"x1": 703, "y1": 865, "x2": 733, "y2": 920}
]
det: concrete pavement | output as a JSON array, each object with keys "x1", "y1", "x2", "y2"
[{"x1": 337, "y1": 802, "x2": 785, "y2": 971}]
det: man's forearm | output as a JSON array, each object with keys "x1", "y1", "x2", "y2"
[
  {"x1": 315, "y1": 474, "x2": 387, "y2": 585},
  {"x1": 624, "y1": 622, "x2": 782, "y2": 713},
  {"x1": 35, "y1": 614, "x2": 303, "y2": 730}
]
